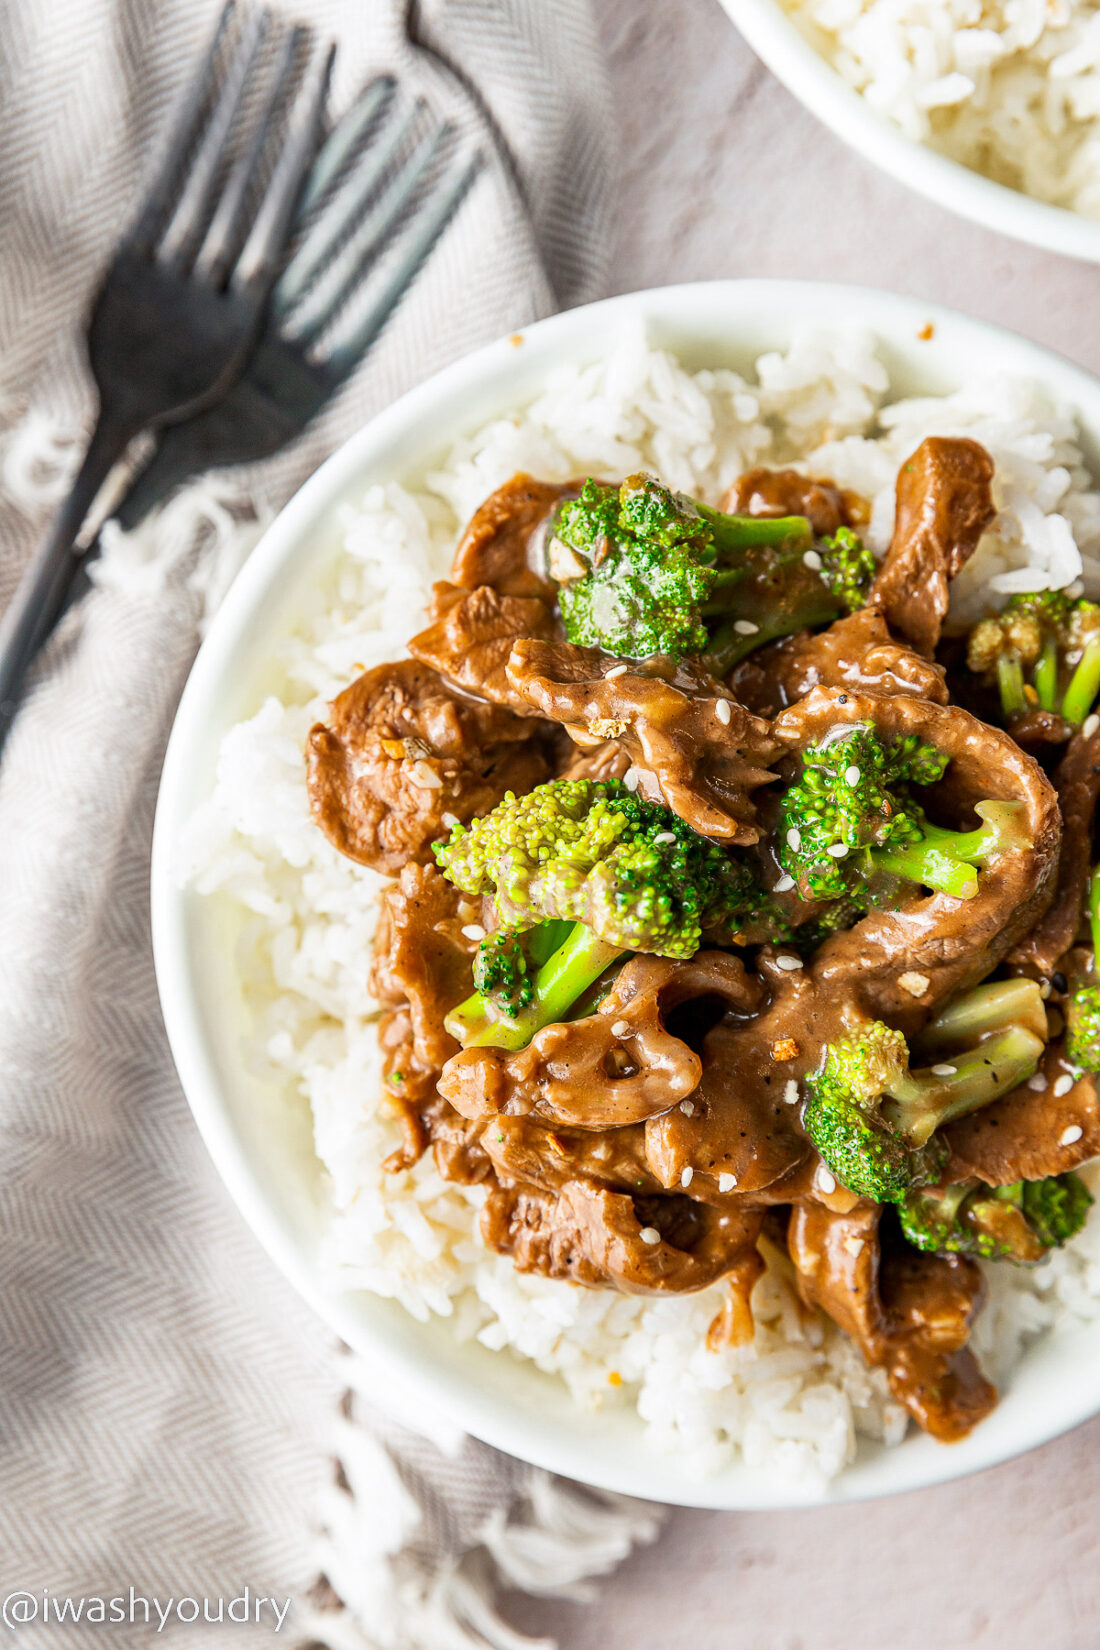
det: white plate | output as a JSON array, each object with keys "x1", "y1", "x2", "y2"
[
  {"x1": 153, "y1": 279, "x2": 1100, "y2": 1509},
  {"x1": 718, "y1": 0, "x2": 1100, "y2": 266}
]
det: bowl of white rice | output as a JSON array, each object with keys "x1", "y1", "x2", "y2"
[
  {"x1": 718, "y1": 0, "x2": 1100, "y2": 263},
  {"x1": 153, "y1": 280, "x2": 1100, "y2": 1508}
]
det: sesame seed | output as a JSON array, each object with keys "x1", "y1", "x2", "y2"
[
  {"x1": 898, "y1": 971, "x2": 930, "y2": 997},
  {"x1": 931, "y1": 1063, "x2": 957, "y2": 1077},
  {"x1": 653, "y1": 831, "x2": 677, "y2": 845},
  {"x1": 1028, "y1": 1073, "x2": 1047, "y2": 1091},
  {"x1": 733, "y1": 619, "x2": 759, "y2": 636},
  {"x1": 461, "y1": 924, "x2": 486, "y2": 942},
  {"x1": 1084, "y1": 713, "x2": 1100, "y2": 739},
  {"x1": 681, "y1": 1166, "x2": 694, "y2": 1188},
  {"x1": 815, "y1": 1166, "x2": 837, "y2": 1195},
  {"x1": 1054, "y1": 1074, "x2": 1074, "y2": 1097},
  {"x1": 827, "y1": 842, "x2": 849, "y2": 858},
  {"x1": 774, "y1": 873, "x2": 796, "y2": 893},
  {"x1": 640, "y1": 1226, "x2": 661, "y2": 1245},
  {"x1": 715, "y1": 698, "x2": 732, "y2": 725},
  {"x1": 776, "y1": 954, "x2": 804, "y2": 971},
  {"x1": 803, "y1": 549, "x2": 823, "y2": 571},
  {"x1": 442, "y1": 812, "x2": 460, "y2": 830},
  {"x1": 611, "y1": 1020, "x2": 632, "y2": 1038},
  {"x1": 784, "y1": 1079, "x2": 799, "y2": 1105},
  {"x1": 623, "y1": 767, "x2": 640, "y2": 792},
  {"x1": 844, "y1": 766, "x2": 861, "y2": 787},
  {"x1": 1040, "y1": 980, "x2": 1052, "y2": 1000},
  {"x1": 680, "y1": 1099, "x2": 695, "y2": 1116},
  {"x1": 787, "y1": 827, "x2": 802, "y2": 852},
  {"x1": 1061, "y1": 1124, "x2": 1084, "y2": 1145},
  {"x1": 605, "y1": 663, "x2": 629, "y2": 679},
  {"x1": 718, "y1": 1173, "x2": 737, "y2": 1193}
]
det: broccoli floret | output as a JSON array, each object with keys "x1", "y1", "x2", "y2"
[
  {"x1": 1023, "y1": 1172, "x2": 1094, "y2": 1248},
  {"x1": 777, "y1": 726, "x2": 1025, "y2": 905},
  {"x1": 553, "y1": 478, "x2": 718, "y2": 659},
  {"x1": 1068, "y1": 990, "x2": 1100, "y2": 1073},
  {"x1": 818, "y1": 526, "x2": 878, "y2": 613},
  {"x1": 470, "y1": 921, "x2": 573, "y2": 1019},
  {"x1": 804, "y1": 1010, "x2": 1046, "y2": 1202},
  {"x1": 435, "y1": 778, "x2": 765, "y2": 1049},
  {"x1": 900, "y1": 1173, "x2": 1092, "y2": 1263},
  {"x1": 1066, "y1": 864, "x2": 1100, "y2": 1072},
  {"x1": 967, "y1": 591, "x2": 1100, "y2": 726},
  {"x1": 549, "y1": 473, "x2": 875, "y2": 665}
]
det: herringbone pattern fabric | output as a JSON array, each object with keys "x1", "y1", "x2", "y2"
[{"x1": 0, "y1": 3, "x2": 621, "y2": 1645}]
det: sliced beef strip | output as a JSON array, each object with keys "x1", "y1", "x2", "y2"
[
  {"x1": 307, "y1": 659, "x2": 552, "y2": 873},
  {"x1": 482, "y1": 1115, "x2": 657, "y2": 1199},
  {"x1": 370, "y1": 862, "x2": 474, "y2": 1073},
  {"x1": 449, "y1": 473, "x2": 566, "y2": 600},
  {"x1": 773, "y1": 686, "x2": 1062, "y2": 1035},
  {"x1": 645, "y1": 955, "x2": 839, "y2": 1198},
  {"x1": 869, "y1": 436, "x2": 996, "y2": 659},
  {"x1": 377, "y1": 1014, "x2": 495, "y2": 1181},
  {"x1": 1006, "y1": 709, "x2": 1075, "y2": 751},
  {"x1": 944, "y1": 1039, "x2": 1100, "y2": 1184},
  {"x1": 508, "y1": 638, "x2": 783, "y2": 844},
  {"x1": 438, "y1": 952, "x2": 759, "y2": 1132},
  {"x1": 377, "y1": 1007, "x2": 433, "y2": 1172},
  {"x1": 482, "y1": 1177, "x2": 765, "y2": 1295},
  {"x1": 1010, "y1": 719, "x2": 1100, "y2": 976},
  {"x1": 558, "y1": 739, "x2": 633, "y2": 785},
  {"x1": 730, "y1": 608, "x2": 950, "y2": 719},
  {"x1": 788, "y1": 1203, "x2": 997, "y2": 1442},
  {"x1": 408, "y1": 582, "x2": 559, "y2": 716},
  {"x1": 722, "y1": 467, "x2": 857, "y2": 536}
]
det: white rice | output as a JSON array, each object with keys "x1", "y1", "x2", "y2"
[
  {"x1": 779, "y1": 0, "x2": 1100, "y2": 219},
  {"x1": 184, "y1": 324, "x2": 1100, "y2": 1488}
]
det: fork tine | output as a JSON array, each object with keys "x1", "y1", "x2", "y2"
[
  {"x1": 231, "y1": 38, "x2": 335, "y2": 297},
  {"x1": 295, "y1": 74, "x2": 397, "y2": 223},
  {"x1": 289, "y1": 122, "x2": 452, "y2": 349},
  {"x1": 194, "y1": 22, "x2": 300, "y2": 288},
  {"x1": 323, "y1": 151, "x2": 482, "y2": 381},
  {"x1": 157, "y1": 6, "x2": 270, "y2": 271},
  {"x1": 128, "y1": 0, "x2": 238, "y2": 257},
  {"x1": 273, "y1": 96, "x2": 424, "y2": 316}
]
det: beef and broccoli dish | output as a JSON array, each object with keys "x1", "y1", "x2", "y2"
[{"x1": 305, "y1": 443, "x2": 1100, "y2": 1445}]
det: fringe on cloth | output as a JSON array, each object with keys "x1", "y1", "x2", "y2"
[
  {"x1": 295, "y1": 1350, "x2": 662, "y2": 1650},
  {"x1": 0, "y1": 402, "x2": 664, "y2": 1649}
]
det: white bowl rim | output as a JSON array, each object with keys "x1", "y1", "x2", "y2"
[
  {"x1": 152, "y1": 277, "x2": 1100, "y2": 1511},
  {"x1": 718, "y1": 0, "x2": 1100, "y2": 265}
]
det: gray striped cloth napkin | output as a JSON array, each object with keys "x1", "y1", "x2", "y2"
[{"x1": 0, "y1": 3, "x2": 660, "y2": 1645}]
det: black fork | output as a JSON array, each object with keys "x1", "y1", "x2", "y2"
[
  {"x1": 0, "y1": 1, "x2": 333, "y2": 746},
  {"x1": 90, "y1": 83, "x2": 480, "y2": 546}
]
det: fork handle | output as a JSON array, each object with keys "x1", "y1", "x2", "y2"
[{"x1": 0, "y1": 408, "x2": 136, "y2": 754}]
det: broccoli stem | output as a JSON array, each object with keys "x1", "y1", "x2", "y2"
[
  {"x1": 884, "y1": 1025, "x2": 1046, "y2": 1146},
  {"x1": 696, "y1": 504, "x2": 812, "y2": 556},
  {"x1": 997, "y1": 650, "x2": 1027, "y2": 719},
  {"x1": 867, "y1": 813, "x2": 1006, "y2": 900},
  {"x1": 1062, "y1": 637, "x2": 1100, "y2": 725},
  {"x1": 706, "y1": 586, "x2": 841, "y2": 673},
  {"x1": 918, "y1": 977, "x2": 1049, "y2": 1054},
  {"x1": 447, "y1": 925, "x2": 625, "y2": 1051},
  {"x1": 1090, "y1": 864, "x2": 1100, "y2": 964},
  {"x1": 1035, "y1": 635, "x2": 1059, "y2": 712}
]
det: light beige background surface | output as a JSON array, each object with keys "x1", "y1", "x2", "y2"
[{"x1": 511, "y1": 2, "x2": 1100, "y2": 1645}]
